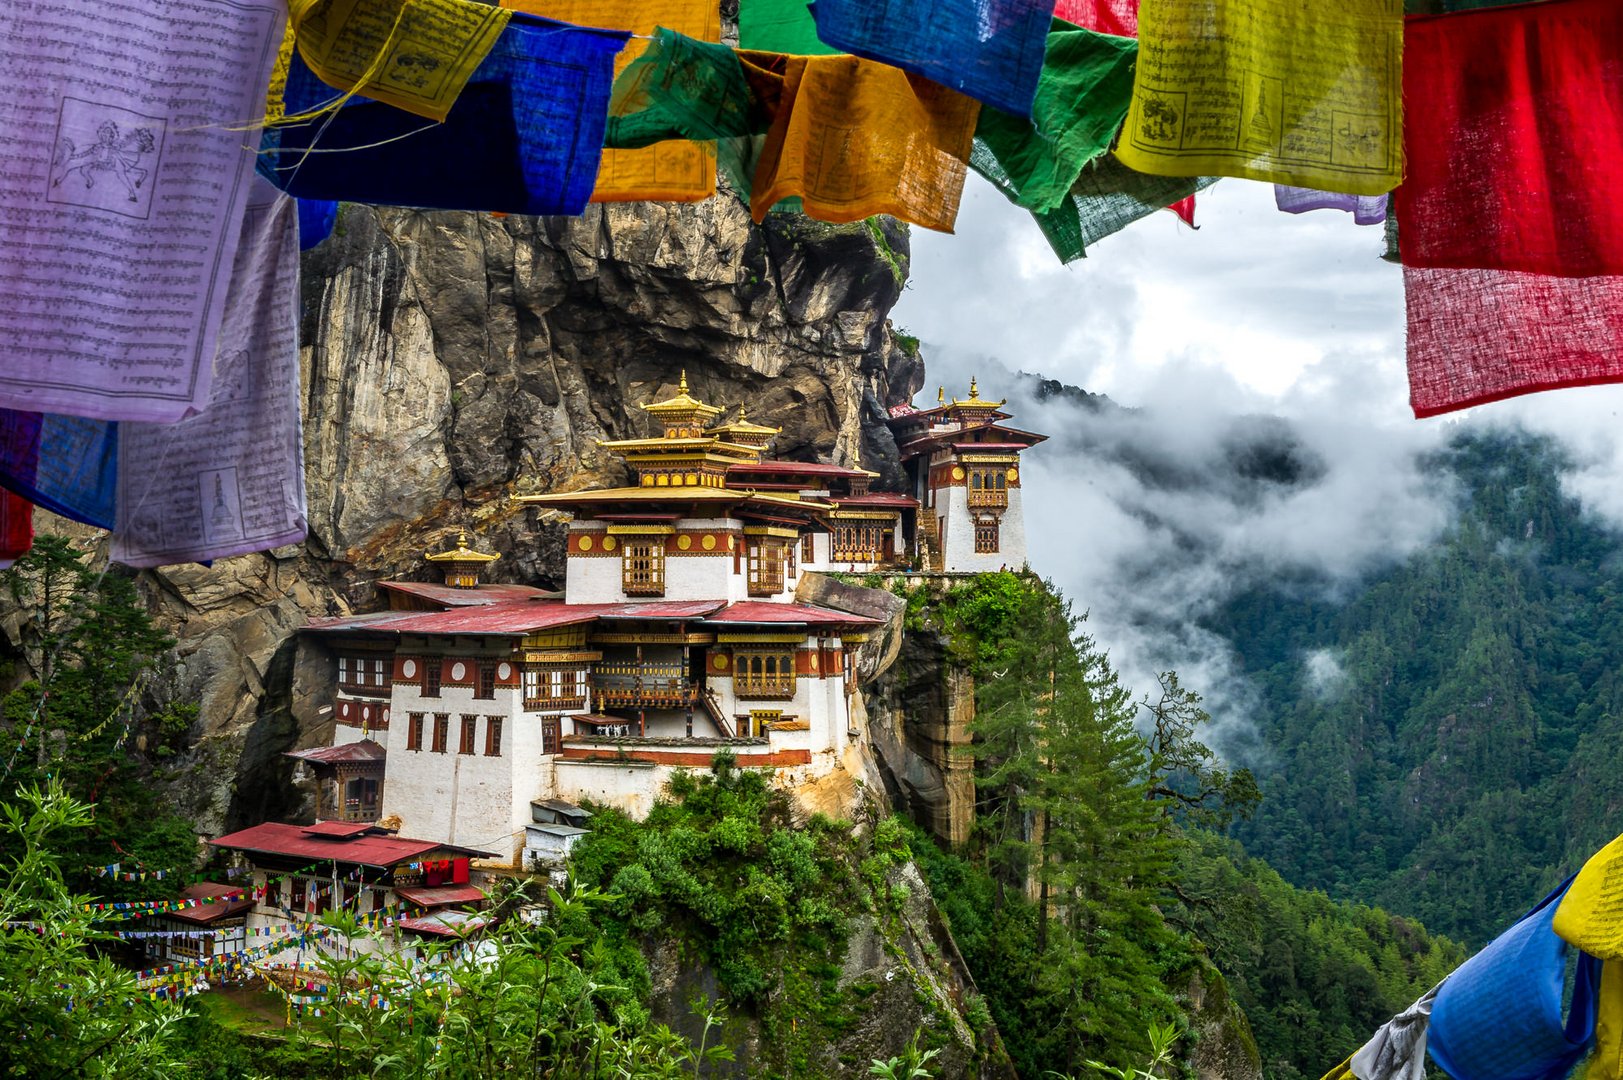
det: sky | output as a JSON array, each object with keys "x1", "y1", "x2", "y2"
[{"x1": 890, "y1": 178, "x2": 1623, "y2": 755}]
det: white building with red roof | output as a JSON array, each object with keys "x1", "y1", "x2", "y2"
[{"x1": 292, "y1": 375, "x2": 933, "y2": 867}]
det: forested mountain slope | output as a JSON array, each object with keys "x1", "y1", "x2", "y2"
[{"x1": 1216, "y1": 429, "x2": 1623, "y2": 944}]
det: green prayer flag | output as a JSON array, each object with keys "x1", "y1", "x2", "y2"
[
  {"x1": 972, "y1": 21, "x2": 1138, "y2": 214},
  {"x1": 605, "y1": 28, "x2": 758, "y2": 150},
  {"x1": 738, "y1": 0, "x2": 838, "y2": 54},
  {"x1": 1029, "y1": 154, "x2": 1217, "y2": 264}
]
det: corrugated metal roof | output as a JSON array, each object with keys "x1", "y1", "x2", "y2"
[
  {"x1": 305, "y1": 599, "x2": 727, "y2": 638},
  {"x1": 704, "y1": 602, "x2": 877, "y2": 626},
  {"x1": 160, "y1": 883, "x2": 255, "y2": 925},
  {"x1": 395, "y1": 884, "x2": 486, "y2": 908},
  {"x1": 302, "y1": 820, "x2": 376, "y2": 837},
  {"x1": 209, "y1": 822, "x2": 492, "y2": 866},
  {"x1": 379, "y1": 581, "x2": 557, "y2": 608},
  {"x1": 397, "y1": 910, "x2": 491, "y2": 936},
  {"x1": 287, "y1": 741, "x2": 386, "y2": 765}
]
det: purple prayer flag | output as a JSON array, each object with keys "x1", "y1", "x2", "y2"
[{"x1": 1274, "y1": 186, "x2": 1389, "y2": 225}]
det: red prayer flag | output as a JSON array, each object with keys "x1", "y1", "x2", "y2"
[
  {"x1": 0, "y1": 488, "x2": 30, "y2": 567},
  {"x1": 1168, "y1": 194, "x2": 1196, "y2": 227},
  {"x1": 1400, "y1": 0, "x2": 1623, "y2": 417},
  {"x1": 1053, "y1": 0, "x2": 1136, "y2": 36}
]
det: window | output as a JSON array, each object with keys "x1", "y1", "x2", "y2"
[
  {"x1": 485, "y1": 716, "x2": 504, "y2": 756},
  {"x1": 622, "y1": 540, "x2": 665, "y2": 596},
  {"x1": 974, "y1": 517, "x2": 1000, "y2": 554},
  {"x1": 541, "y1": 717, "x2": 561, "y2": 756},
  {"x1": 733, "y1": 649, "x2": 796, "y2": 699},
  {"x1": 802, "y1": 532, "x2": 815, "y2": 564},
  {"x1": 432, "y1": 713, "x2": 449, "y2": 753},
  {"x1": 746, "y1": 541, "x2": 786, "y2": 596},
  {"x1": 968, "y1": 467, "x2": 1009, "y2": 508},
  {"x1": 523, "y1": 666, "x2": 587, "y2": 711},
  {"x1": 459, "y1": 715, "x2": 478, "y2": 755},
  {"x1": 338, "y1": 655, "x2": 393, "y2": 693},
  {"x1": 786, "y1": 536, "x2": 797, "y2": 578},
  {"x1": 475, "y1": 660, "x2": 496, "y2": 700},
  {"x1": 407, "y1": 713, "x2": 425, "y2": 752},
  {"x1": 344, "y1": 776, "x2": 379, "y2": 821},
  {"x1": 422, "y1": 658, "x2": 442, "y2": 698},
  {"x1": 832, "y1": 523, "x2": 883, "y2": 563}
]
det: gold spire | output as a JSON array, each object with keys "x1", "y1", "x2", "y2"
[
  {"x1": 968, "y1": 377, "x2": 979, "y2": 400},
  {"x1": 426, "y1": 528, "x2": 499, "y2": 587},
  {"x1": 937, "y1": 385, "x2": 945, "y2": 405},
  {"x1": 679, "y1": 369, "x2": 689, "y2": 394}
]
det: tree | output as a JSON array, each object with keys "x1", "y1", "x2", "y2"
[
  {"x1": 1140, "y1": 672, "x2": 1260, "y2": 830},
  {"x1": 0, "y1": 538, "x2": 189, "y2": 897},
  {"x1": 0, "y1": 781, "x2": 186, "y2": 1079}
]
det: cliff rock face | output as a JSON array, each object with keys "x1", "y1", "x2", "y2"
[{"x1": 64, "y1": 199, "x2": 922, "y2": 833}]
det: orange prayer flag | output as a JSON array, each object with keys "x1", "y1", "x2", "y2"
[
  {"x1": 502, "y1": 0, "x2": 720, "y2": 202},
  {"x1": 744, "y1": 53, "x2": 978, "y2": 232}
]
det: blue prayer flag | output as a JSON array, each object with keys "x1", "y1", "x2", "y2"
[
  {"x1": 261, "y1": 16, "x2": 630, "y2": 216},
  {"x1": 298, "y1": 199, "x2": 339, "y2": 250},
  {"x1": 808, "y1": 0, "x2": 1056, "y2": 117},
  {"x1": 0, "y1": 411, "x2": 116, "y2": 530},
  {"x1": 1428, "y1": 877, "x2": 1601, "y2": 1080}
]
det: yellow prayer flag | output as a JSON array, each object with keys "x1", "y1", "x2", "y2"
[
  {"x1": 1115, "y1": 0, "x2": 1402, "y2": 195},
  {"x1": 1317, "y1": 1055, "x2": 1354, "y2": 1080},
  {"x1": 1590, "y1": 961, "x2": 1623, "y2": 1080},
  {"x1": 1555, "y1": 833, "x2": 1623, "y2": 959},
  {"x1": 502, "y1": 0, "x2": 720, "y2": 203},
  {"x1": 748, "y1": 54, "x2": 978, "y2": 233},
  {"x1": 287, "y1": 0, "x2": 511, "y2": 122},
  {"x1": 266, "y1": 20, "x2": 296, "y2": 122}
]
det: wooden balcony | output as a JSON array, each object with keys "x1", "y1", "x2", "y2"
[
  {"x1": 967, "y1": 488, "x2": 1008, "y2": 509},
  {"x1": 591, "y1": 661, "x2": 696, "y2": 708}
]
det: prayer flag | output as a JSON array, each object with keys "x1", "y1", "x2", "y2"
[
  {"x1": 1400, "y1": 0, "x2": 1623, "y2": 417},
  {"x1": 503, "y1": 0, "x2": 720, "y2": 203},
  {"x1": 1275, "y1": 187, "x2": 1387, "y2": 226},
  {"x1": 971, "y1": 21, "x2": 1137, "y2": 214},
  {"x1": 1027, "y1": 154, "x2": 1216, "y2": 263},
  {"x1": 299, "y1": 200, "x2": 339, "y2": 250},
  {"x1": 1053, "y1": 0, "x2": 1136, "y2": 36},
  {"x1": 287, "y1": 0, "x2": 511, "y2": 122},
  {"x1": 738, "y1": 0, "x2": 838, "y2": 54},
  {"x1": 1428, "y1": 878, "x2": 1601, "y2": 1080},
  {"x1": 112, "y1": 180, "x2": 307, "y2": 568},
  {"x1": 807, "y1": 0, "x2": 1056, "y2": 118},
  {"x1": 1168, "y1": 195, "x2": 1195, "y2": 226},
  {"x1": 0, "y1": 489, "x2": 30, "y2": 569},
  {"x1": 0, "y1": 411, "x2": 117, "y2": 530},
  {"x1": 0, "y1": 0, "x2": 286, "y2": 423},
  {"x1": 746, "y1": 53, "x2": 979, "y2": 232},
  {"x1": 1117, "y1": 0, "x2": 1402, "y2": 195},
  {"x1": 1554, "y1": 831, "x2": 1623, "y2": 959},
  {"x1": 1347, "y1": 985, "x2": 1437, "y2": 1080},
  {"x1": 262, "y1": 17, "x2": 629, "y2": 216}
]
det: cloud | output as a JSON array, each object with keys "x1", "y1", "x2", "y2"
[
  {"x1": 1303, "y1": 648, "x2": 1348, "y2": 701},
  {"x1": 891, "y1": 174, "x2": 1623, "y2": 766}
]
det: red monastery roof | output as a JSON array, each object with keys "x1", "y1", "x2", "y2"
[
  {"x1": 727, "y1": 461, "x2": 872, "y2": 479},
  {"x1": 162, "y1": 883, "x2": 255, "y2": 926},
  {"x1": 396, "y1": 884, "x2": 487, "y2": 908},
  {"x1": 833, "y1": 493, "x2": 918, "y2": 508},
  {"x1": 286, "y1": 741, "x2": 386, "y2": 765},
  {"x1": 210, "y1": 822, "x2": 492, "y2": 867},
  {"x1": 304, "y1": 599, "x2": 728, "y2": 637},
  {"x1": 378, "y1": 581, "x2": 558, "y2": 608},
  {"x1": 701, "y1": 602, "x2": 878, "y2": 627}
]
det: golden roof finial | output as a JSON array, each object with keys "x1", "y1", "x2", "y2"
[
  {"x1": 679, "y1": 369, "x2": 689, "y2": 394},
  {"x1": 968, "y1": 376, "x2": 979, "y2": 400},
  {"x1": 937, "y1": 385, "x2": 945, "y2": 405},
  {"x1": 738, "y1": 404, "x2": 747, "y2": 421}
]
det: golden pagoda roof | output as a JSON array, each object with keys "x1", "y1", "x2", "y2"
[
  {"x1": 641, "y1": 371, "x2": 723, "y2": 421},
  {"x1": 707, "y1": 406, "x2": 781, "y2": 439},
  {"x1": 948, "y1": 376, "x2": 1006, "y2": 410},
  {"x1": 517, "y1": 487, "x2": 818, "y2": 511},
  {"x1": 596, "y1": 436, "x2": 763, "y2": 457},
  {"x1": 425, "y1": 529, "x2": 501, "y2": 564}
]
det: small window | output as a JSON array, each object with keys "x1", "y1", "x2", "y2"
[
  {"x1": 459, "y1": 715, "x2": 478, "y2": 755},
  {"x1": 622, "y1": 540, "x2": 666, "y2": 596},
  {"x1": 432, "y1": 714, "x2": 449, "y2": 754},
  {"x1": 475, "y1": 660, "x2": 496, "y2": 700},
  {"x1": 485, "y1": 716, "x2": 503, "y2": 757},
  {"x1": 974, "y1": 518, "x2": 1000, "y2": 554},
  {"x1": 786, "y1": 536, "x2": 797, "y2": 578},
  {"x1": 802, "y1": 532, "x2": 815, "y2": 564},
  {"x1": 422, "y1": 659, "x2": 442, "y2": 698},
  {"x1": 407, "y1": 713, "x2": 425, "y2": 752}
]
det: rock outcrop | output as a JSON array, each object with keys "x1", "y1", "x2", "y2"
[{"x1": 0, "y1": 199, "x2": 923, "y2": 835}]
